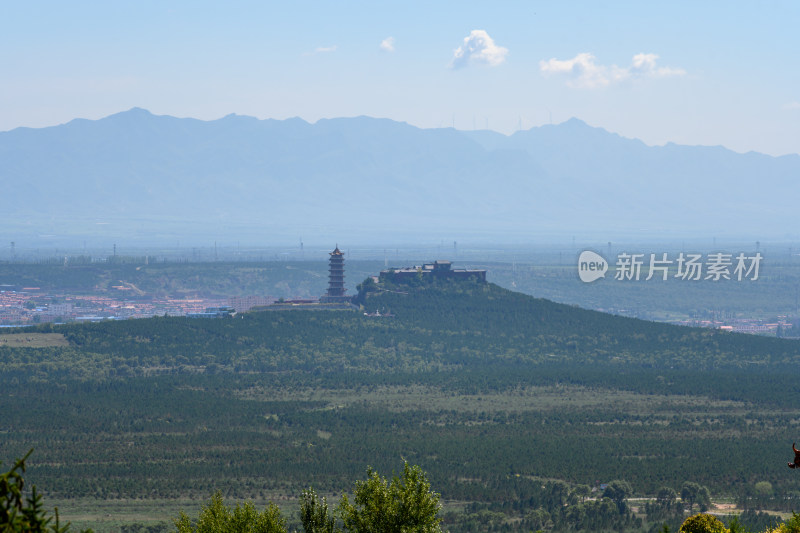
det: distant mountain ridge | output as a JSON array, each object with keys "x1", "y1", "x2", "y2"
[{"x1": 2, "y1": 108, "x2": 797, "y2": 244}]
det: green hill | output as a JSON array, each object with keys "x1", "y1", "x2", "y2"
[{"x1": 2, "y1": 278, "x2": 800, "y2": 531}]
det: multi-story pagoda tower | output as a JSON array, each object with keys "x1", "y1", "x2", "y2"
[{"x1": 321, "y1": 245, "x2": 348, "y2": 303}]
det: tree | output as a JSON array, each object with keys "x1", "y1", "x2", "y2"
[
  {"x1": 546, "y1": 480, "x2": 571, "y2": 508},
  {"x1": 755, "y1": 481, "x2": 772, "y2": 496},
  {"x1": 647, "y1": 486, "x2": 682, "y2": 524},
  {"x1": 1, "y1": 449, "x2": 91, "y2": 532},
  {"x1": 750, "y1": 481, "x2": 774, "y2": 511},
  {"x1": 681, "y1": 482, "x2": 712, "y2": 513},
  {"x1": 602, "y1": 479, "x2": 633, "y2": 514},
  {"x1": 569, "y1": 484, "x2": 592, "y2": 505},
  {"x1": 781, "y1": 512, "x2": 800, "y2": 533},
  {"x1": 354, "y1": 277, "x2": 378, "y2": 305},
  {"x1": 679, "y1": 513, "x2": 729, "y2": 533},
  {"x1": 300, "y1": 488, "x2": 337, "y2": 533},
  {"x1": 338, "y1": 461, "x2": 442, "y2": 533},
  {"x1": 657, "y1": 487, "x2": 678, "y2": 512},
  {"x1": 523, "y1": 508, "x2": 552, "y2": 531},
  {"x1": 174, "y1": 491, "x2": 286, "y2": 533},
  {"x1": 760, "y1": 512, "x2": 800, "y2": 533}
]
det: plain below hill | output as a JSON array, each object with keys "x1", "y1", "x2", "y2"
[{"x1": 2, "y1": 276, "x2": 800, "y2": 517}]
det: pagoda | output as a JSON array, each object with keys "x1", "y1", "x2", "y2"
[{"x1": 320, "y1": 245, "x2": 349, "y2": 303}]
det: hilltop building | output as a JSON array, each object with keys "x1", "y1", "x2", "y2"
[
  {"x1": 320, "y1": 246, "x2": 351, "y2": 303},
  {"x1": 379, "y1": 260, "x2": 486, "y2": 283},
  {"x1": 252, "y1": 245, "x2": 355, "y2": 311}
]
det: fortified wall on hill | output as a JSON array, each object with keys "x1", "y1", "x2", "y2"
[{"x1": 379, "y1": 260, "x2": 486, "y2": 283}]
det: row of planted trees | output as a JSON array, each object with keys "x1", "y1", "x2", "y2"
[
  {"x1": 2, "y1": 453, "x2": 443, "y2": 533},
  {"x1": 171, "y1": 476, "x2": 700, "y2": 533},
  {"x1": 2, "y1": 450, "x2": 796, "y2": 533},
  {"x1": 645, "y1": 482, "x2": 713, "y2": 519},
  {"x1": 178, "y1": 461, "x2": 442, "y2": 533},
  {"x1": 147, "y1": 476, "x2": 800, "y2": 533}
]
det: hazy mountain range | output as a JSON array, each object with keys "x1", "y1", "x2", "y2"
[{"x1": 2, "y1": 108, "x2": 798, "y2": 246}]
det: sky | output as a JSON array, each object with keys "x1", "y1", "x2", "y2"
[{"x1": 2, "y1": 1, "x2": 800, "y2": 156}]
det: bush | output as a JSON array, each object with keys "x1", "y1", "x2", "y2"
[
  {"x1": 338, "y1": 461, "x2": 442, "y2": 533},
  {"x1": 174, "y1": 491, "x2": 286, "y2": 533},
  {"x1": 680, "y1": 514, "x2": 730, "y2": 533},
  {"x1": 766, "y1": 512, "x2": 800, "y2": 533}
]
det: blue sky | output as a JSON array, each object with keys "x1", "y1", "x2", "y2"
[{"x1": 2, "y1": 1, "x2": 799, "y2": 155}]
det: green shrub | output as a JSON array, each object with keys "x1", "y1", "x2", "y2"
[
  {"x1": 680, "y1": 514, "x2": 730, "y2": 533},
  {"x1": 174, "y1": 491, "x2": 286, "y2": 533}
]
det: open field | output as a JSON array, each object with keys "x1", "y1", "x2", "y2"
[
  {"x1": 236, "y1": 382, "x2": 751, "y2": 416},
  {"x1": 47, "y1": 498, "x2": 199, "y2": 533},
  {"x1": 0, "y1": 332, "x2": 69, "y2": 347}
]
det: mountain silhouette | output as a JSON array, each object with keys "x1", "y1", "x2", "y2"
[{"x1": 2, "y1": 109, "x2": 797, "y2": 244}]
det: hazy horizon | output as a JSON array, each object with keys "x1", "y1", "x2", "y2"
[
  {"x1": 6, "y1": 107, "x2": 793, "y2": 159},
  {"x1": 3, "y1": 2, "x2": 799, "y2": 156},
  {"x1": 3, "y1": 3, "x2": 799, "y2": 249}
]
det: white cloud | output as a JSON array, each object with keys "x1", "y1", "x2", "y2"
[
  {"x1": 540, "y1": 52, "x2": 685, "y2": 88},
  {"x1": 630, "y1": 53, "x2": 686, "y2": 78},
  {"x1": 303, "y1": 45, "x2": 338, "y2": 57},
  {"x1": 784, "y1": 101, "x2": 800, "y2": 110},
  {"x1": 539, "y1": 53, "x2": 622, "y2": 88},
  {"x1": 380, "y1": 37, "x2": 395, "y2": 52},
  {"x1": 450, "y1": 30, "x2": 508, "y2": 69}
]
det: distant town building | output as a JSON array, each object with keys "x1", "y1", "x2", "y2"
[
  {"x1": 320, "y1": 245, "x2": 351, "y2": 303},
  {"x1": 48, "y1": 303, "x2": 74, "y2": 315},
  {"x1": 379, "y1": 260, "x2": 486, "y2": 283}
]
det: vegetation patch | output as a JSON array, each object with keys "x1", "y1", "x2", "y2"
[
  {"x1": 0, "y1": 332, "x2": 69, "y2": 348},
  {"x1": 2, "y1": 279, "x2": 800, "y2": 531}
]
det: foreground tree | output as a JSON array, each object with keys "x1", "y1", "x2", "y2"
[
  {"x1": 1, "y1": 449, "x2": 91, "y2": 533},
  {"x1": 300, "y1": 488, "x2": 336, "y2": 533},
  {"x1": 338, "y1": 461, "x2": 442, "y2": 533},
  {"x1": 766, "y1": 512, "x2": 800, "y2": 533},
  {"x1": 680, "y1": 513, "x2": 729, "y2": 533},
  {"x1": 174, "y1": 491, "x2": 286, "y2": 533},
  {"x1": 179, "y1": 462, "x2": 440, "y2": 533}
]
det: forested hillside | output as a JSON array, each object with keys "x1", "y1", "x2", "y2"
[{"x1": 1, "y1": 279, "x2": 799, "y2": 531}]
